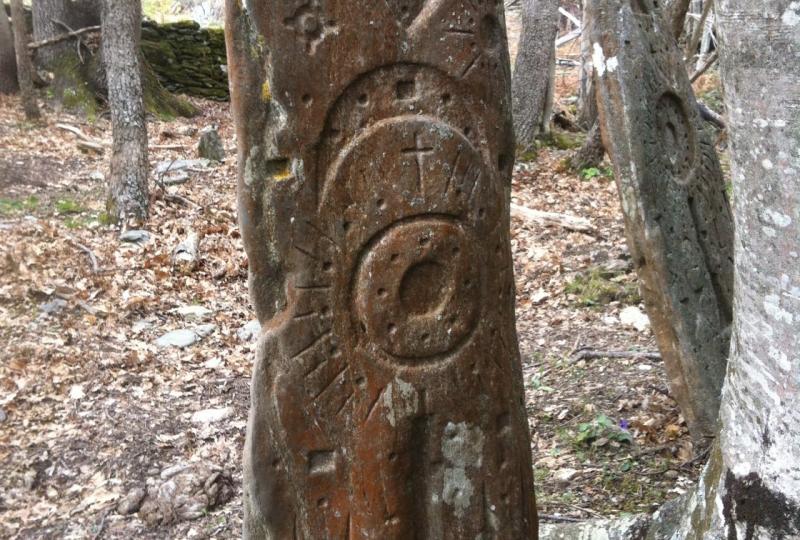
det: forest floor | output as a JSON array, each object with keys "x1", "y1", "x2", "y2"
[{"x1": 0, "y1": 16, "x2": 724, "y2": 539}]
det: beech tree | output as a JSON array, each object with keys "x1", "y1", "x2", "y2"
[
  {"x1": 0, "y1": 4, "x2": 18, "y2": 94},
  {"x1": 102, "y1": 0, "x2": 149, "y2": 222},
  {"x1": 10, "y1": 0, "x2": 39, "y2": 120},
  {"x1": 511, "y1": 0, "x2": 559, "y2": 149}
]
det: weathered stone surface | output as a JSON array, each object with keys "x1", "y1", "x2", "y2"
[
  {"x1": 226, "y1": 0, "x2": 537, "y2": 538},
  {"x1": 589, "y1": 1, "x2": 734, "y2": 438},
  {"x1": 197, "y1": 126, "x2": 225, "y2": 161}
]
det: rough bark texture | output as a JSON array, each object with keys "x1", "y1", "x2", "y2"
[
  {"x1": 590, "y1": 0, "x2": 734, "y2": 440},
  {"x1": 576, "y1": 2, "x2": 597, "y2": 129},
  {"x1": 10, "y1": 0, "x2": 38, "y2": 119},
  {"x1": 32, "y1": 0, "x2": 70, "y2": 68},
  {"x1": 102, "y1": 0, "x2": 148, "y2": 221},
  {"x1": 569, "y1": 120, "x2": 604, "y2": 172},
  {"x1": 664, "y1": 0, "x2": 692, "y2": 39},
  {"x1": 226, "y1": 1, "x2": 537, "y2": 538},
  {"x1": 0, "y1": 4, "x2": 18, "y2": 94},
  {"x1": 666, "y1": 1, "x2": 800, "y2": 537},
  {"x1": 512, "y1": 0, "x2": 559, "y2": 149}
]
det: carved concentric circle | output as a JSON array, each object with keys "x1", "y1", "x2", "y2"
[
  {"x1": 656, "y1": 91, "x2": 696, "y2": 184},
  {"x1": 354, "y1": 218, "x2": 480, "y2": 361}
]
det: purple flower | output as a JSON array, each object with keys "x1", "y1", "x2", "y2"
[{"x1": 619, "y1": 419, "x2": 630, "y2": 431}]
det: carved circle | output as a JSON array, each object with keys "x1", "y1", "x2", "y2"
[
  {"x1": 656, "y1": 91, "x2": 695, "y2": 184},
  {"x1": 354, "y1": 219, "x2": 480, "y2": 361}
]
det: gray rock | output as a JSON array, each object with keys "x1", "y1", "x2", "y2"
[
  {"x1": 120, "y1": 230, "x2": 151, "y2": 244},
  {"x1": 237, "y1": 320, "x2": 261, "y2": 342},
  {"x1": 117, "y1": 487, "x2": 146, "y2": 515},
  {"x1": 155, "y1": 329, "x2": 198, "y2": 348},
  {"x1": 191, "y1": 407, "x2": 233, "y2": 424},
  {"x1": 197, "y1": 127, "x2": 225, "y2": 161},
  {"x1": 172, "y1": 305, "x2": 212, "y2": 320},
  {"x1": 193, "y1": 323, "x2": 216, "y2": 338},
  {"x1": 39, "y1": 298, "x2": 68, "y2": 314},
  {"x1": 154, "y1": 158, "x2": 210, "y2": 175},
  {"x1": 0, "y1": 408, "x2": 6, "y2": 422}
]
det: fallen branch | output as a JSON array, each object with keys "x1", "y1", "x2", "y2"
[
  {"x1": 56, "y1": 123, "x2": 107, "y2": 153},
  {"x1": 696, "y1": 100, "x2": 726, "y2": 129},
  {"x1": 540, "y1": 514, "x2": 583, "y2": 523},
  {"x1": 172, "y1": 231, "x2": 200, "y2": 272},
  {"x1": 689, "y1": 50, "x2": 718, "y2": 83},
  {"x1": 556, "y1": 28, "x2": 581, "y2": 47},
  {"x1": 67, "y1": 238, "x2": 100, "y2": 274},
  {"x1": 510, "y1": 203, "x2": 595, "y2": 233},
  {"x1": 28, "y1": 25, "x2": 100, "y2": 50},
  {"x1": 570, "y1": 348, "x2": 662, "y2": 362}
]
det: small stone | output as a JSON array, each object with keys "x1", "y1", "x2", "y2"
[
  {"x1": 155, "y1": 329, "x2": 198, "y2": 348},
  {"x1": 663, "y1": 470, "x2": 679, "y2": 479},
  {"x1": 194, "y1": 324, "x2": 216, "y2": 338},
  {"x1": 553, "y1": 468, "x2": 579, "y2": 484},
  {"x1": 178, "y1": 126, "x2": 198, "y2": 137},
  {"x1": 117, "y1": 487, "x2": 146, "y2": 515},
  {"x1": 237, "y1": 320, "x2": 261, "y2": 342},
  {"x1": 191, "y1": 407, "x2": 234, "y2": 424},
  {"x1": 39, "y1": 298, "x2": 67, "y2": 314},
  {"x1": 620, "y1": 306, "x2": 650, "y2": 332},
  {"x1": 197, "y1": 127, "x2": 225, "y2": 161},
  {"x1": 154, "y1": 158, "x2": 210, "y2": 175},
  {"x1": 0, "y1": 408, "x2": 7, "y2": 422},
  {"x1": 89, "y1": 171, "x2": 105, "y2": 182},
  {"x1": 173, "y1": 305, "x2": 213, "y2": 320},
  {"x1": 120, "y1": 229, "x2": 151, "y2": 244},
  {"x1": 132, "y1": 319, "x2": 154, "y2": 334},
  {"x1": 530, "y1": 289, "x2": 550, "y2": 304}
]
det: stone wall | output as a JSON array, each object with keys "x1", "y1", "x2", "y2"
[{"x1": 141, "y1": 20, "x2": 228, "y2": 100}]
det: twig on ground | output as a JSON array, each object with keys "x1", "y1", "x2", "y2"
[
  {"x1": 67, "y1": 238, "x2": 100, "y2": 274},
  {"x1": 511, "y1": 203, "x2": 596, "y2": 233},
  {"x1": 570, "y1": 347, "x2": 662, "y2": 362},
  {"x1": 539, "y1": 514, "x2": 583, "y2": 523},
  {"x1": 690, "y1": 50, "x2": 718, "y2": 83}
]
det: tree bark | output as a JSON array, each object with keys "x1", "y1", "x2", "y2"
[
  {"x1": 32, "y1": 0, "x2": 71, "y2": 69},
  {"x1": 102, "y1": 0, "x2": 148, "y2": 222},
  {"x1": 576, "y1": 2, "x2": 597, "y2": 129},
  {"x1": 0, "y1": 4, "x2": 18, "y2": 94},
  {"x1": 664, "y1": 0, "x2": 693, "y2": 39},
  {"x1": 10, "y1": 0, "x2": 39, "y2": 119},
  {"x1": 667, "y1": 1, "x2": 800, "y2": 535},
  {"x1": 511, "y1": 0, "x2": 560, "y2": 150},
  {"x1": 569, "y1": 121, "x2": 604, "y2": 172}
]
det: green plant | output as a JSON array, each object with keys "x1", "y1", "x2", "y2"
[
  {"x1": 565, "y1": 268, "x2": 641, "y2": 307},
  {"x1": 55, "y1": 198, "x2": 84, "y2": 215},
  {"x1": 0, "y1": 196, "x2": 39, "y2": 216},
  {"x1": 581, "y1": 166, "x2": 614, "y2": 181},
  {"x1": 574, "y1": 414, "x2": 633, "y2": 446}
]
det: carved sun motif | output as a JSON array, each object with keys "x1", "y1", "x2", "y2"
[{"x1": 284, "y1": 1, "x2": 338, "y2": 54}]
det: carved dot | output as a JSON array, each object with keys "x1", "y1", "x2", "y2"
[
  {"x1": 419, "y1": 236, "x2": 430, "y2": 246},
  {"x1": 360, "y1": 321, "x2": 367, "y2": 333},
  {"x1": 321, "y1": 305, "x2": 331, "y2": 316},
  {"x1": 390, "y1": 253, "x2": 399, "y2": 262},
  {"x1": 301, "y1": 94, "x2": 312, "y2": 105},
  {"x1": 421, "y1": 333, "x2": 430, "y2": 342},
  {"x1": 317, "y1": 497, "x2": 328, "y2": 508},
  {"x1": 377, "y1": 287, "x2": 387, "y2": 297},
  {"x1": 441, "y1": 93, "x2": 451, "y2": 104},
  {"x1": 464, "y1": 279, "x2": 472, "y2": 287},
  {"x1": 358, "y1": 93, "x2": 369, "y2": 106},
  {"x1": 387, "y1": 323, "x2": 397, "y2": 335},
  {"x1": 498, "y1": 153, "x2": 509, "y2": 171},
  {"x1": 478, "y1": 208, "x2": 486, "y2": 218},
  {"x1": 323, "y1": 261, "x2": 333, "y2": 271},
  {"x1": 271, "y1": 458, "x2": 280, "y2": 468},
  {"x1": 330, "y1": 346, "x2": 340, "y2": 356},
  {"x1": 400, "y1": 261, "x2": 447, "y2": 315},
  {"x1": 452, "y1": 246, "x2": 460, "y2": 255},
  {"x1": 356, "y1": 376, "x2": 366, "y2": 388},
  {"x1": 377, "y1": 198, "x2": 386, "y2": 209},
  {"x1": 343, "y1": 221, "x2": 351, "y2": 232},
  {"x1": 389, "y1": 452, "x2": 398, "y2": 462},
  {"x1": 464, "y1": 126, "x2": 472, "y2": 136}
]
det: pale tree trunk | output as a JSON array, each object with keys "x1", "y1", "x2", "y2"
[
  {"x1": 102, "y1": 0, "x2": 148, "y2": 222},
  {"x1": 511, "y1": 0, "x2": 559, "y2": 150},
  {"x1": 0, "y1": 5, "x2": 18, "y2": 94},
  {"x1": 576, "y1": 2, "x2": 597, "y2": 129},
  {"x1": 10, "y1": 0, "x2": 39, "y2": 120},
  {"x1": 669, "y1": 1, "x2": 800, "y2": 535},
  {"x1": 32, "y1": 0, "x2": 70, "y2": 69}
]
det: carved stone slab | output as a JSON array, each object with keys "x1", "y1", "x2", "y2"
[
  {"x1": 588, "y1": 0, "x2": 734, "y2": 438},
  {"x1": 226, "y1": 1, "x2": 537, "y2": 538}
]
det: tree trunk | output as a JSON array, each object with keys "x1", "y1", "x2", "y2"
[
  {"x1": 228, "y1": 0, "x2": 537, "y2": 538},
  {"x1": 576, "y1": 2, "x2": 597, "y2": 129},
  {"x1": 591, "y1": 0, "x2": 734, "y2": 440},
  {"x1": 10, "y1": 0, "x2": 39, "y2": 119},
  {"x1": 569, "y1": 121, "x2": 604, "y2": 172},
  {"x1": 102, "y1": 0, "x2": 148, "y2": 222},
  {"x1": 0, "y1": 4, "x2": 18, "y2": 94},
  {"x1": 32, "y1": 0, "x2": 71, "y2": 69},
  {"x1": 663, "y1": 0, "x2": 692, "y2": 39},
  {"x1": 511, "y1": 0, "x2": 560, "y2": 150},
  {"x1": 668, "y1": 1, "x2": 800, "y2": 535}
]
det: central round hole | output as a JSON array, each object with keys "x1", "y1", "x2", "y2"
[{"x1": 399, "y1": 261, "x2": 447, "y2": 316}]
